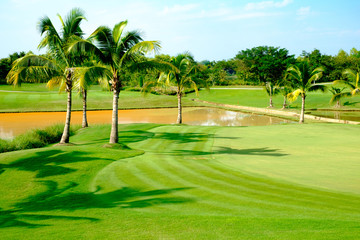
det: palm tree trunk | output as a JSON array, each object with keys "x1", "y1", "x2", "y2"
[
  {"x1": 82, "y1": 88, "x2": 88, "y2": 128},
  {"x1": 282, "y1": 96, "x2": 287, "y2": 109},
  {"x1": 110, "y1": 74, "x2": 120, "y2": 144},
  {"x1": 176, "y1": 92, "x2": 182, "y2": 124},
  {"x1": 299, "y1": 94, "x2": 306, "y2": 124},
  {"x1": 60, "y1": 73, "x2": 72, "y2": 144},
  {"x1": 269, "y1": 95, "x2": 274, "y2": 108}
]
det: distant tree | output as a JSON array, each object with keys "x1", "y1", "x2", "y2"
[
  {"x1": 328, "y1": 86, "x2": 349, "y2": 108},
  {"x1": 0, "y1": 52, "x2": 26, "y2": 84},
  {"x1": 286, "y1": 61, "x2": 325, "y2": 123},
  {"x1": 235, "y1": 46, "x2": 295, "y2": 107},
  {"x1": 333, "y1": 69, "x2": 360, "y2": 97}
]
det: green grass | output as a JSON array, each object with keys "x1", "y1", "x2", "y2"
[
  {"x1": 0, "y1": 84, "x2": 201, "y2": 112},
  {"x1": 188, "y1": 88, "x2": 360, "y2": 110},
  {"x1": 2, "y1": 83, "x2": 360, "y2": 113},
  {"x1": 0, "y1": 123, "x2": 359, "y2": 239},
  {"x1": 0, "y1": 124, "x2": 80, "y2": 153}
]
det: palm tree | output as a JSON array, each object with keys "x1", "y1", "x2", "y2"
[
  {"x1": 7, "y1": 8, "x2": 86, "y2": 143},
  {"x1": 333, "y1": 69, "x2": 360, "y2": 96},
  {"x1": 328, "y1": 86, "x2": 349, "y2": 108},
  {"x1": 68, "y1": 20, "x2": 160, "y2": 144},
  {"x1": 285, "y1": 61, "x2": 325, "y2": 123},
  {"x1": 156, "y1": 53, "x2": 198, "y2": 124},
  {"x1": 264, "y1": 82, "x2": 279, "y2": 108}
]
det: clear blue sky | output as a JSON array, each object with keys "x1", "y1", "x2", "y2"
[{"x1": 0, "y1": 0, "x2": 359, "y2": 61}]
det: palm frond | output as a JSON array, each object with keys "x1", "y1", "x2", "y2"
[
  {"x1": 309, "y1": 84, "x2": 326, "y2": 92},
  {"x1": 329, "y1": 92, "x2": 352, "y2": 105},
  {"x1": 287, "y1": 89, "x2": 303, "y2": 102},
  {"x1": 112, "y1": 20, "x2": 128, "y2": 45},
  {"x1": 119, "y1": 41, "x2": 161, "y2": 67}
]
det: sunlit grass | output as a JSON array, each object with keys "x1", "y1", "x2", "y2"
[{"x1": 0, "y1": 123, "x2": 359, "y2": 239}]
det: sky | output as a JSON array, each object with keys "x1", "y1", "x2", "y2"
[{"x1": 0, "y1": 0, "x2": 359, "y2": 61}]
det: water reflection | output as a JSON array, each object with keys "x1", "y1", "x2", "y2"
[
  {"x1": 0, "y1": 107, "x2": 291, "y2": 139},
  {"x1": 308, "y1": 111, "x2": 360, "y2": 122}
]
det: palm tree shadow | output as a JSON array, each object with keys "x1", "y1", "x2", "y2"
[
  {"x1": 170, "y1": 147, "x2": 288, "y2": 157},
  {"x1": 2, "y1": 181, "x2": 194, "y2": 228},
  {"x1": 0, "y1": 149, "x2": 111, "y2": 178},
  {"x1": 0, "y1": 208, "x2": 98, "y2": 229},
  {"x1": 15, "y1": 181, "x2": 194, "y2": 212}
]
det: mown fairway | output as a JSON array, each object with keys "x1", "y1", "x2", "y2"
[{"x1": 1, "y1": 123, "x2": 359, "y2": 239}]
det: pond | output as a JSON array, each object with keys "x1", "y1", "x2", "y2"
[
  {"x1": 307, "y1": 110, "x2": 360, "y2": 122},
  {"x1": 0, "y1": 107, "x2": 291, "y2": 139}
]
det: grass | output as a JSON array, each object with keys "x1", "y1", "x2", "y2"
[
  {"x1": 0, "y1": 124, "x2": 80, "y2": 153},
  {"x1": 0, "y1": 83, "x2": 202, "y2": 112},
  {"x1": 188, "y1": 88, "x2": 360, "y2": 110},
  {"x1": 0, "y1": 123, "x2": 359, "y2": 239},
  {"x1": 1, "y1": 83, "x2": 360, "y2": 113}
]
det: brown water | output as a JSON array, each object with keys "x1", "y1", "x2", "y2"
[
  {"x1": 308, "y1": 110, "x2": 360, "y2": 122},
  {"x1": 0, "y1": 107, "x2": 291, "y2": 139}
]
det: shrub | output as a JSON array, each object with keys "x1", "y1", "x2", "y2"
[{"x1": 0, "y1": 124, "x2": 80, "y2": 153}]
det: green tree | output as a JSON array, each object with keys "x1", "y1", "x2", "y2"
[
  {"x1": 7, "y1": 8, "x2": 86, "y2": 143},
  {"x1": 328, "y1": 86, "x2": 349, "y2": 108},
  {"x1": 156, "y1": 53, "x2": 198, "y2": 124},
  {"x1": 286, "y1": 61, "x2": 325, "y2": 123},
  {"x1": 235, "y1": 46, "x2": 295, "y2": 107},
  {"x1": 68, "y1": 20, "x2": 160, "y2": 144},
  {"x1": 333, "y1": 69, "x2": 360, "y2": 97}
]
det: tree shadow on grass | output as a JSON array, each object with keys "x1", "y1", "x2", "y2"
[
  {"x1": 0, "y1": 208, "x2": 98, "y2": 229},
  {"x1": 170, "y1": 147, "x2": 288, "y2": 157},
  {"x1": 14, "y1": 181, "x2": 194, "y2": 212},
  {"x1": 119, "y1": 130, "x2": 238, "y2": 145},
  {"x1": 343, "y1": 101, "x2": 360, "y2": 106},
  {"x1": 1, "y1": 181, "x2": 194, "y2": 228},
  {"x1": 0, "y1": 149, "x2": 110, "y2": 178}
]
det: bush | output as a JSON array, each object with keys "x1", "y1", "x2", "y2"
[{"x1": 0, "y1": 124, "x2": 80, "y2": 153}]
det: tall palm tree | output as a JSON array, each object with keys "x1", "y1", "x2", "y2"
[
  {"x1": 7, "y1": 8, "x2": 86, "y2": 143},
  {"x1": 68, "y1": 20, "x2": 160, "y2": 144},
  {"x1": 285, "y1": 61, "x2": 325, "y2": 123},
  {"x1": 156, "y1": 53, "x2": 198, "y2": 124}
]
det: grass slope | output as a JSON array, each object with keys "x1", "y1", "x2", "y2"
[{"x1": 1, "y1": 123, "x2": 359, "y2": 239}]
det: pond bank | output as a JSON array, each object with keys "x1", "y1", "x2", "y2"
[{"x1": 194, "y1": 99, "x2": 360, "y2": 125}]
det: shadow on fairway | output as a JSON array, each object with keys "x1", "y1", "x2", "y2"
[
  {"x1": 119, "y1": 130, "x2": 238, "y2": 145},
  {"x1": 0, "y1": 149, "x2": 110, "y2": 178},
  {"x1": 0, "y1": 208, "x2": 98, "y2": 229},
  {"x1": 170, "y1": 147, "x2": 288, "y2": 157},
  {"x1": 15, "y1": 180, "x2": 194, "y2": 212},
  {"x1": 1, "y1": 181, "x2": 194, "y2": 228}
]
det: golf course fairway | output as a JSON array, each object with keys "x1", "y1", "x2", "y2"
[{"x1": 0, "y1": 123, "x2": 359, "y2": 239}]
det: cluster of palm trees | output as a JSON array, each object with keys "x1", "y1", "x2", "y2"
[
  {"x1": 270, "y1": 61, "x2": 360, "y2": 124},
  {"x1": 7, "y1": 8, "x2": 199, "y2": 144}
]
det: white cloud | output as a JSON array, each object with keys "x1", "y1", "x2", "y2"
[
  {"x1": 224, "y1": 11, "x2": 284, "y2": 21},
  {"x1": 296, "y1": 6, "x2": 311, "y2": 20},
  {"x1": 162, "y1": 4, "x2": 199, "y2": 14},
  {"x1": 245, "y1": 0, "x2": 293, "y2": 11}
]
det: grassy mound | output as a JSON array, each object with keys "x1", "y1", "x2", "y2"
[
  {"x1": 0, "y1": 124, "x2": 80, "y2": 153},
  {"x1": 0, "y1": 123, "x2": 359, "y2": 239}
]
